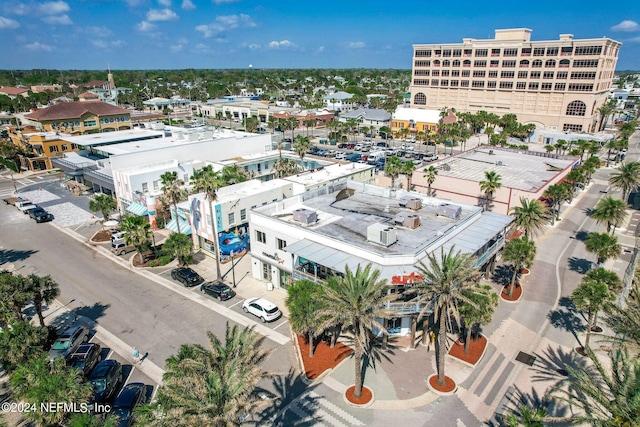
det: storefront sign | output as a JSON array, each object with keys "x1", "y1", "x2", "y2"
[
  {"x1": 391, "y1": 272, "x2": 422, "y2": 284},
  {"x1": 262, "y1": 252, "x2": 284, "y2": 264}
]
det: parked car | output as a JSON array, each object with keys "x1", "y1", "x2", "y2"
[
  {"x1": 345, "y1": 153, "x2": 362, "y2": 162},
  {"x1": 171, "y1": 267, "x2": 204, "y2": 287},
  {"x1": 346, "y1": 143, "x2": 356, "y2": 149},
  {"x1": 28, "y1": 206, "x2": 54, "y2": 223},
  {"x1": 242, "y1": 298, "x2": 282, "y2": 323},
  {"x1": 112, "y1": 242, "x2": 136, "y2": 256},
  {"x1": 16, "y1": 199, "x2": 36, "y2": 213},
  {"x1": 424, "y1": 153, "x2": 439, "y2": 162},
  {"x1": 201, "y1": 281, "x2": 236, "y2": 301},
  {"x1": 68, "y1": 342, "x2": 101, "y2": 377},
  {"x1": 110, "y1": 382, "x2": 147, "y2": 427},
  {"x1": 48, "y1": 325, "x2": 90, "y2": 362},
  {"x1": 89, "y1": 359, "x2": 124, "y2": 404},
  {"x1": 335, "y1": 152, "x2": 347, "y2": 160},
  {"x1": 337, "y1": 143, "x2": 348, "y2": 149},
  {"x1": 354, "y1": 144, "x2": 364, "y2": 151}
]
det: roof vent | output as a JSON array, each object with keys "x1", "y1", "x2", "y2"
[
  {"x1": 292, "y1": 208, "x2": 317, "y2": 225},
  {"x1": 367, "y1": 223, "x2": 397, "y2": 246},
  {"x1": 399, "y1": 197, "x2": 422, "y2": 210},
  {"x1": 437, "y1": 204, "x2": 462, "y2": 219},
  {"x1": 394, "y1": 212, "x2": 420, "y2": 229}
]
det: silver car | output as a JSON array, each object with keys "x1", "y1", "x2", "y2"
[{"x1": 48, "y1": 325, "x2": 90, "y2": 362}]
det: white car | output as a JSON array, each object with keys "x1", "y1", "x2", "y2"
[{"x1": 242, "y1": 298, "x2": 282, "y2": 322}]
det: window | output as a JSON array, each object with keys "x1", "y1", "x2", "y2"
[
  {"x1": 557, "y1": 71, "x2": 568, "y2": 79},
  {"x1": 153, "y1": 180, "x2": 159, "y2": 190},
  {"x1": 464, "y1": 49, "x2": 472, "y2": 56},
  {"x1": 566, "y1": 100, "x2": 587, "y2": 116},
  {"x1": 240, "y1": 208, "x2": 247, "y2": 221},
  {"x1": 490, "y1": 60, "x2": 499, "y2": 67},
  {"x1": 491, "y1": 48, "x2": 501, "y2": 56},
  {"x1": 545, "y1": 59, "x2": 556, "y2": 68},
  {"x1": 461, "y1": 70, "x2": 470, "y2": 77},
  {"x1": 554, "y1": 83, "x2": 566, "y2": 91},
  {"x1": 530, "y1": 71, "x2": 541, "y2": 79},
  {"x1": 441, "y1": 70, "x2": 450, "y2": 77},
  {"x1": 414, "y1": 93, "x2": 426, "y2": 105},
  {"x1": 533, "y1": 48, "x2": 545, "y2": 56},
  {"x1": 414, "y1": 69, "x2": 430, "y2": 76},
  {"x1": 529, "y1": 82, "x2": 539, "y2": 90},
  {"x1": 432, "y1": 70, "x2": 440, "y2": 77},
  {"x1": 570, "y1": 72, "x2": 596, "y2": 80},
  {"x1": 452, "y1": 60, "x2": 461, "y2": 67},
  {"x1": 475, "y1": 49, "x2": 488, "y2": 57},
  {"x1": 142, "y1": 182, "x2": 148, "y2": 193},
  {"x1": 473, "y1": 60, "x2": 487, "y2": 67},
  {"x1": 488, "y1": 70, "x2": 498, "y2": 78},
  {"x1": 521, "y1": 47, "x2": 532, "y2": 56},
  {"x1": 516, "y1": 82, "x2": 526, "y2": 90},
  {"x1": 487, "y1": 81, "x2": 497, "y2": 88},
  {"x1": 568, "y1": 83, "x2": 593, "y2": 92},
  {"x1": 83, "y1": 120, "x2": 96, "y2": 127},
  {"x1": 574, "y1": 46, "x2": 602, "y2": 55},
  {"x1": 413, "y1": 79, "x2": 429, "y2": 86},
  {"x1": 563, "y1": 124, "x2": 583, "y2": 132},
  {"x1": 503, "y1": 48, "x2": 518, "y2": 56},
  {"x1": 228, "y1": 212, "x2": 235, "y2": 225},
  {"x1": 433, "y1": 60, "x2": 440, "y2": 67},
  {"x1": 473, "y1": 70, "x2": 486, "y2": 77},
  {"x1": 499, "y1": 81, "x2": 514, "y2": 89},
  {"x1": 183, "y1": 174, "x2": 189, "y2": 183},
  {"x1": 532, "y1": 60, "x2": 543, "y2": 68},
  {"x1": 546, "y1": 47, "x2": 559, "y2": 56},
  {"x1": 256, "y1": 230, "x2": 266, "y2": 244},
  {"x1": 442, "y1": 60, "x2": 450, "y2": 66},
  {"x1": 453, "y1": 49, "x2": 462, "y2": 57},
  {"x1": 415, "y1": 49, "x2": 432, "y2": 57},
  {"x1": 500, "y1": 71, "x2": 515, "y2": 78},
  {"x1": 460, "y1": 80, "x2": 469, "y2": 87},
  {"x1": 502, "y1": 60, "x2": 516, "y2": 68},
  {"x1": 440, "y1": 80, "x2": 449, "y2": 86},
  {"x1": 61, "y1": 144, "x2": 68, "y2": 151},
  {"x1": 442, "y1": 49, "x2": 452, "y2": 57},
  {"x1": 450, "y1": 80, "x2": 459, "y2": 87},
  {"x1": 573, "y1": 59, "x2": 599, "y2": 68},
  {"x1": 519, "y1": 60, "x2": 529, "y2": 67},
  {"x1": 472, "y1": 80, "x2": 485, "y2": 88},
  {"x1": 414, "y1": 60, "x2": 430, "y2": 67},
  {"x1": 434, "y1": 49, "x2": 441, "y2": 56},
  {"x1": 49, "y1": 145, "x2": 59, "y2": 153},
  {"x1": 431, "y1": 79, "x2": 439, "y2": 86},
  {"x1": 543, "y1": 71, "x2": 554, "y2": 79},
  {"x1": 463, "y1": 60, "x2": 471, "y2": 67},
  {"x1": 518, "y1": 71, "x2": 528, "y2": 79},
  {"x1": 277, "y1": 238, "x2": 286, "y2": 250},
  {"x1": 561, "y1": 46, "x2": 573, "y2": 55},
  {"x1": 451, "y1": 70, "x2": 460, "y2": 77},
  {"x1": 541, "y1": 82, "x2": 552, "y2": 91}
]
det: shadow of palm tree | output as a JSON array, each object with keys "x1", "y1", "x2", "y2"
[
  {"x1": 547, "y1": 297, "x2": 586, "y2": 345},
  {"x1": 491, "y1": 264, "x2": 513, "y2": 287},
  {"x1": 574, "y1": 230, "x2": 590, "y2": 242},
  {"x1": 361, "y1": 333, "x2": 398, "y2": 385},
  {"x1": 0, "y1": 249, "x2": 39, "y2": 266},
  {"x1": 492, "y1": 383, "x2": 573, "y2": 427},
  {"x1": 568, "y1": 256, "x2": 593, "y2": 274},
  {"x1": 259, "y1": 368, "x2": 320, "y2": 427},
  {"x1": 72, "y1": 302, "x2": 110, "y2": 323}
]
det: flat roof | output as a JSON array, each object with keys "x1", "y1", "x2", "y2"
[
  {"x1": 435, "y1": 146, "x2": 578, "y2": 191},
  {"x1": 192, "y1": 178, "x2": 291, "y2": 205},
  {"x1": 282, "y1": 162, "x2": 373, "y2": 186},
  {"x1": 60, "y1": 128, "x2": 164, "y2": 147},
  {"x1": 255, "y1": 181, "x2": 512, "y2": 258}
]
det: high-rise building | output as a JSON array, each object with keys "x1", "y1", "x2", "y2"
[{"x1": 410, "y1": 28, "x2": 621, "y2": 132}]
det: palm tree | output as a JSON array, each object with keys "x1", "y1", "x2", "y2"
[
  {"x1": 293, "y1": 134, "x2": 312, "y2": 169},
  {"x1": 68, "y1": 413, "x2": 120, "y2": 427},
  {"x1": 413, "y1": 247, "x2": 481, "y2": 388},
  {"x1": 479, "y1": 171, "x2": 502, "y2": 212},
  {"x1": 604, "y1": 283, "x2": 640, "y2": 351},
  {"x1": 0, "y1": 270, "x2": 32, "y2": 325},
  {"x1": 543, "y1": 183, "x2": 572, "y2": 225},
  {"x1": 286, "y1": 280, "x2": 323, "y2": 358},
  {"x1": 303, "y1": 118, "x2": 316, "y2": 137},
  {"x1": 148, "y1": 323, "x2": 274, "y2": 425},
  {"x1": 553, "y1": 347, "x2": 640, "y2": 426},
  {"x1": 220, "y1": 164, "x2": 250, "y2": 185},
  {"x1": 190, "y1": 165, "x2": 223, "y2": 279},
  {"x1": 609, "y1": 162, "x2": 640, "y2": 203},
  {"x1": 89, "y1": 193, "x2": 117, "y2": 222},
  {"x1": 584, "y1": 232, "x2": 621, "y2": 266},
  {"x1": 121, "y1": 215, "x2": 152, "y2": 265},
  {"x1": 402, "y1": 160, "x2": 417, "y2": 191},
  {"x1": 10, "y1": 356, "x2": 92, "y2": 426},
  {"x1": 0, "y1": 321, "x2": 49, "y2": 371},
  {"x1": 26, "y1": 273, "x2": 60, "y2": 327},
  {"x1": 572, "y1": 268, "x2": 620, "y2": 350},
  {"x1": 458, "y1": 284, "x2": 498, "y2": 354},
  {"x1": 597, "y1": 99, "x2": 617, "y2": 131},
  {"x1": 423, "y1": 165, "x2": 438, "y2": 196},
  {"x1": 564, "y1": 168, "x2": 586, "y2": 202},
  {"x1": 384, "y1": 155, "x2": 404, "y2": 189},
  {"x1": 509, "y1": 197, "x2": 549, "y2": 238},
  {"x1": 554, "y1": 139, "x2": 567, "y2": 155},
  {"x1": 163, "y1": 232, "x2": 193, "y2": 266},
  {"x1": 502, "y1": 237, "x2": 536, "y2": 297},
  {"x1": 318, "y1": 264, "x2": 395, "y2": 399},
  {"x1": 160, "y1": 171, "x2": 186, "y2": 235},
  {"x1": 591, "y1": 196, "x2": 627, "y2": 235},
  {"x1": 503, "y1": 405, "x2": 547, "y2": 427}
]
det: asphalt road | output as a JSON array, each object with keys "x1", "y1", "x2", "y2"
[{"x1": 0, "y1": 200, "x2": 303, "y2": 406}]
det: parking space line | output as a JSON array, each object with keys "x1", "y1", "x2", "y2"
[
  {"x1": 273, "y1": 320, "x2": 288, "y2": 331},
  {"x1": 228, "y1": 300, "x2": 243, "y2": 309}
]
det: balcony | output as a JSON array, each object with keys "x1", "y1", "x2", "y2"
[{"x1": 387, "y1": 301, "x2": 429, "y2": 315}]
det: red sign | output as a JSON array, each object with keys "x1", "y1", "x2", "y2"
[{"x1": 391, "y1": 272, "x2": 423, "y2": 284}]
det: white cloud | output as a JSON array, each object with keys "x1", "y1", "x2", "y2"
[
  {"x1": 247, "y1": 43, "x2": 261, "y2": 50},
  {"x1": 213, "y1": 0, "x2": 239, "y2": 4},
  {"x1": 347, "y1": 41, "x2": 365, "y2": 49},
  {"x1": 42, "y1": 14, "x2": 72, "y2": 25},
  {"x1": 194, "y1": 43, "x2": 212, "y2": 53},
  {"x1": 146, "y1": 8, "x2": 178, "y2": 22},
  {"x1": 170, "y1": 37, "x2": 188, "y2": 52},
  {"x1": 10, "y1": 4, "x2": 29, "y2": 16},
  {"x1": 158, "y1": 0, "x2": 171, "y2": 6},
  {"x1": 0, "y1": 16, "x2": 20, "y2": 29},
  {"x1": 25, "y1": 41, "x2": 52, "y2": 51},
  {"x1": 84, "y1": 26, "x2": 113, "y2": 37},
  {"x1": 611, "y1": 20, "x2": 640, "y2": 32},
  {"x1": 268, "y1": 40, "x2": 296, "y2": 49},
  {"x1": 111, "y1": 40, "x2": 125, "y2": 47},
  {"x1": 136, "y1": 21, "x2": 157, "y2": 32},
  {"x1": 626, "y1": 36, "x2": 640, "y2": 43},
  {"x1": 92, "y1": 40, "x2": 108, "y2": 49},
  {"x1": 37, "y1": 1, "x2": 70, "y2": 15},
  {"x1": 182, "y1": 0, "x2": 195, "y2": 10},
  {"x1": 317, "y1": 46, "x2": 324, "y2": 53},
  {"x1": 124, "y1": 0, "x2": 145, "y2": 6},
  {"x1": 195, "y1": 13, "x2": 255, "y2": 38}
]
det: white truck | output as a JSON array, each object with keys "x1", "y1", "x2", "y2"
[
  {"x1": 15, "y1": 198, "x2": 36, "y2": 213},
  {"x1": 367, "y1": 151, "x2": 386, "y2": 165}
]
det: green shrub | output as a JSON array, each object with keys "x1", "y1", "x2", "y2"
[{"x1": 157, "y1": 255, "x2": 173, "y2": 266}]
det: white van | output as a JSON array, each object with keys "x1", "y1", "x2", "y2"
[{"x1": 367, "y1": 151, "x2": 386, "y2": 164}]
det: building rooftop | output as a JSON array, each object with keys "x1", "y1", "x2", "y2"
[
  {"x1": 255, "y1": 181, "x2": 512, "y2": 259},
  {"x1": 60, "y1": 128, "x2": 165, "y2": 147},
  {"x1": 435, "y1": 146, "x2": 578, "y2": 191},
  {"x1": 25, "y1": 101, "x2": 130, "y2": 121},
  {"x1": 340, "y1": 108, "x2": 391, "y2": 122},
  {"x1": 282, "y1": 162, "x2": 373, "y2": 187},
  {"x1": 393, "y1": 107, "x2": 441, "y2": 123}
]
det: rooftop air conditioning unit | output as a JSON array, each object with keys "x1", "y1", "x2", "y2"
[
  {"x1": 406, "y1": 198, "x2": 422, "y2": 210},
  {"x1": 394, "y1": 212, "x2": 420, "y2": 229},
  {"x1": 292, "y1": 208, "x2": 317, "y2": 225},
  {"x1": 367, "y1": 223, "x2": 397, "y2": 246},
  {"x1": 437, "y1": 204, "x2": 462, "y2": 219}
]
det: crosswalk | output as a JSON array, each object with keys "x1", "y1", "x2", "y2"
[{"x1": 284, "y1": 391, "x2": 365, "y2": 427}]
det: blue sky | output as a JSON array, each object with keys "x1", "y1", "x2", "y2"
[{"x1": 0, "y1": 0, "x2": 639, "y2": 70}]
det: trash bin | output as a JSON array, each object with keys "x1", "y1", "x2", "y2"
[{"x1": 267, "y1": 282, "x2": 274, "y2": 291}]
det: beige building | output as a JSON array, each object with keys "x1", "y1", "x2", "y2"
[{"x1": 410, "y1": 28, "x2": 621, "y2": 132}]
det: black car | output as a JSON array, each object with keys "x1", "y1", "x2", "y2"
[
  {"x1": 110, "y1": 382, "x2": 147, "y2": 427},
  {"x1": 201, "y1": 281, "x2": 236, "y2": 301},
  {"x1": 68, "y1": 342, "x2": 101, "y2": 377},
  {"x1": 170, "y1": 267, "x2": 204, "y2": 287},
  {"x1": 28, "y1": 206, "x2": 54, "y2": 223},
  {"x1": 88, "y1": 359, "x2": 124, "y2": 404}
]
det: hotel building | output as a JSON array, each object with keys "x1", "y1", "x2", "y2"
[{"x1": 410, "y1": 28, "x2": 621, "y2": 132}]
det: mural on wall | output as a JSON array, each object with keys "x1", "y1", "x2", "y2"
[
  {"x1": 190, "y1": 198, "x2": 202, "y2": 232},
  {"x1": 219, "y1": 228, "x2": 250, "y2": 263}
]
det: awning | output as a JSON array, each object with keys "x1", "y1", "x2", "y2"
[
  {"x1": 165, "y1": 218, "x2": 192, "y2": 235},
  {"x1": 285, "y1": 239, "x2": 370, "y2": 274},
  {"x1": 126, "y1": 201, "x2": 148, "y2": 216}
]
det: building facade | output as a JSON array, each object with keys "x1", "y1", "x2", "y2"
[{"x1": 410, "y1": 28, "x2": 621, "y2": 132}]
